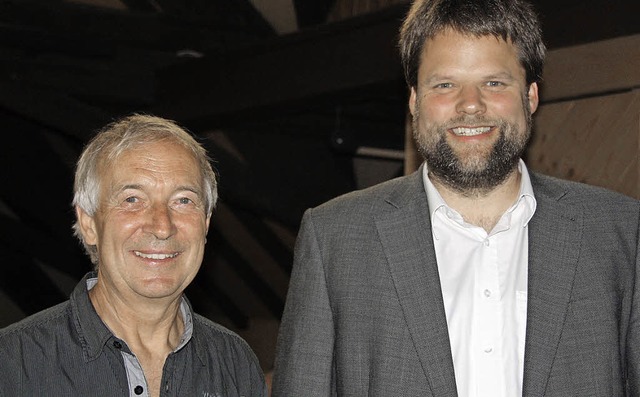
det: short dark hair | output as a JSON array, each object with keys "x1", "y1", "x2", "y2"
[{"x1": 399, "y1": 0, "x2": 546, "y2": 88}]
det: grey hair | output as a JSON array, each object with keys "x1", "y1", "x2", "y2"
[
  {"x1": 399, "y1": 0, "x2": 546, "y2": 89},
  {"x1": 72, "y1": 114, "x2": 218, "y2": 264}
]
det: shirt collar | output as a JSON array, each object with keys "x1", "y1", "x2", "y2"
[
  {"x1": 509, "y1": 161, "x2": 537, "y2": 228},
  {"x1": 71, "y1": 271, "x2": 195, "y2": 361},
  {"x1": 422, "y1": 159, "x2": 537, "y2": 229}
]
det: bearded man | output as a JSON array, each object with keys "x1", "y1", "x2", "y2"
[{"x1": 272, "y1": 0, "x2": 640, "y2": 396}]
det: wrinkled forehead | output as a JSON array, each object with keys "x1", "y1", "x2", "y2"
[
  {"x1": 97, "y1": 136, "x2": 192, "y2": 169},
  {"x1": 96, "y1": 140, "x2": 203, "y2": 189}
]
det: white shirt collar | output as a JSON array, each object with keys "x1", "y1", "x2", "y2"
[{"x1": 422, "y1": 159, "x2": 537, "y2": 230}]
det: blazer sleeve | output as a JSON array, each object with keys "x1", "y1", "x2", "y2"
[
  {"x1": 627, "y1": 215, "x2": 640, "y2": 396},
  {"x1": 272, "y1": 209, "x2": 336, "y2": 396}
]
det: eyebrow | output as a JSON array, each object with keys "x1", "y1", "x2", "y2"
[
  {"x1": 175, "y1": 186, "x2": 203, "y2": 197},
  {"x1": 423, "y1": 71, "x2": 516, "y2": 85},
  {"x1": 116, "y1": 184, "x2": 203, "y2": 196},
  {"x1": 422, "y1": 74, "x2": 453, "y2": 85},
  {"x1": 120, "y1": 184, "x2": 143, "y2": 191},
  {"x1": 484, "y1": 72, "x2": 516, "y2": 81}
]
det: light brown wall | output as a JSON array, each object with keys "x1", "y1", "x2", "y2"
[{"x1": 528, "y1": 35, "x2": 639, "y2": 199}]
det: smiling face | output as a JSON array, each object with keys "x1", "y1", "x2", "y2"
[
  {"x1": 409, "y1": 30, "x2": 539, "y2": 193},
  {"x1": 76, "y1": 139, "x2": 210, "y2": 302}
]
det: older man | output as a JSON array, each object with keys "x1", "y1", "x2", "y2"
[
  {"x1": 0, "y1": 115, "x2": 267, "y2": 396},
  {"x1": 272, "y1": 0, "x2": 640, "y2": 396}
]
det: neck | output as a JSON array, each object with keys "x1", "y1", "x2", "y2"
[
  {"x1": 88, "y1": 281, "x2": 185, "y2": 353},
  {"x1": 431, "y1": 167, "x2": 522, "y2": 233}
]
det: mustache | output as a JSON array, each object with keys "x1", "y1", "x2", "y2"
[
  {"x1": 442, "y1": 115, "x2": 500, "y2": 128},
  {"x1": 127, "y1": 239, "x2": 185, "y2": 252}
]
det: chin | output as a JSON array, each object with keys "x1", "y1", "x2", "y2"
[{"x1": 136, "y1": 278, "x2": 181, "y2": 297}]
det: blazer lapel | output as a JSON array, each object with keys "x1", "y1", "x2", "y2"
[
  {"x1": 523, "y1": 175, "x2": 583, "y2": 396},
  {"x1": 374, "y1": 168, "x2": 458, "y2": 397}
]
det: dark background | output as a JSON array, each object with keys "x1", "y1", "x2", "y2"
[{"x1": 0, "y1": 0, "x2": 638, "y2": 369}]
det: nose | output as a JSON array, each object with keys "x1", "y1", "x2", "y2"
[
  {"x1": 456, "y1": 86, "x2": 486, "y2": 115},
  {"x1": 145, "y1": 204, "x2": 177, "y2": 240}
]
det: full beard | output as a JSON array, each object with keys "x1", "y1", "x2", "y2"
[{"x1": 413, "y1": 109, "x2": 532, "y2": 196}]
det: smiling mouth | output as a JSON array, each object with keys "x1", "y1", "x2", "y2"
[
  {"x1": 451, "y1": 126, "x2": 492, "y2": 136},
  {"x1": 134, "y1": 251, "x2": 179, "y2": 260}
]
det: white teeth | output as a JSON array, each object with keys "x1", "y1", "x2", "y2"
[
  {"x1": 134, "y1": 251, "x2": 178, "y2": 260},
  {"x1": 451, "y1": 126, "x2": 491, "y2": 136}
]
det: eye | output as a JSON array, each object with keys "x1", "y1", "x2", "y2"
[
  {"x1": 119, "y1": 195, "x2": 144, "y2": 210},
  {"x1": 486, "y1": 81, "x2": 505, "y2": 88},
  {"x1": 178, "y1": 197, "x2": 193, "y2": 205},
  {"x1": 434, "y1": 82, "x2": 453, "y2": 89}
]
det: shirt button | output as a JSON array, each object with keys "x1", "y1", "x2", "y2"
[
  {"x1": 484, "y1": 346, "x2": 493, "y2": 354},
  {"x1": 484, "y1": 289, "x2": 491, "y2": 297},
  {"x1": 484, "y1": 239, "x2": 490, "y2": 246},
  {"x1": 134, "y1": 385, "x2": 144, "y2": 395},
  {"x1": 113, "y1": 340, "x2": 122, "y2": 349}
]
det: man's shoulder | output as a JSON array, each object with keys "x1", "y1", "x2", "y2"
[
  {"x1": 532, "y1": 172, "x2": 639, "y2": 207},
  {"x1": 0, "y1": 301, "x2": 71, "y2": 342},
  {"x1": 190, "y1": 313, "x2": 267, "y2": 394},
  {"x1": 311, "y1": 171, "x2": 420, "y2": 216},
  {"x1": 531, "y1": 172, "x2": 639, "y2": 229},
  {"x1": 191, "y1": 313, "x2": 256, "y2": 356},
  {"x1": 192, "y1": 312, "x2": 242, "y2": 338}
]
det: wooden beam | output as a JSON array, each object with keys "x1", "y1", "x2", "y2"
[
  {"x1": 535, "y1": 0, "x2": 640, "y2": 49},
  {"x1": 541, "y1": 34, "x2": 640, "y2": 102},
  {"x1": 0, "y1": 1, "x2": 274, "y2": 53},
  {"x1": 208, "y1": 230, "x2": 285, "y2": 319},
  {"x1": 153, "y1": 6, "x2": 407, "y2": 126},
  {"x1": 0, "y1": 59, "x2": 156, "y2": 106},
  {"x1": 225, "y1": 206, "x2": 294, "y2": 274},
  {"x1": 249, "y1": 0, "x2": 298, "y2": 34},
  {"x1": 155, "y1": 2, "x2": 640, "y2": 128},
  {"x1": 0, "y1": 214, "x2": 89, "y2": 278},
  {"x1": 0, "y1": 248, "x2": 69, "y2": 315},
  {"x1": 0, "y1": 81, "x2": 112, "y2": 140}
]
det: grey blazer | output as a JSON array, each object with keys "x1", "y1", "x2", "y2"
[{"x1": 272, "y1": 166, "x2": 640, "y2": 396}]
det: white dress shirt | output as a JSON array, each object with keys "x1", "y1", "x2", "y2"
[{"x1": 423, "y1": 160, "x2": 537, "y2": 397}]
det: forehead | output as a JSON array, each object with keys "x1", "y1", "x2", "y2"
[
  {"x1": 419, "y1": 30, "x2": 523, "y2": 76},
  {"x1": 99, "y1": 140, "x2": 201, "y2": 188}
]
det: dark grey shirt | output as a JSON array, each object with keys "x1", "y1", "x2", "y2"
[{"x1": 0, "y1": 272, "x2": 267, "y2": 397}]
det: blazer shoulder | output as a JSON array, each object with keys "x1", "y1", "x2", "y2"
[
  {"x1": 532, "y1": 172, "x2": 639, "y2": 204},
  {"x1": 310, "y1": 171, "x2": 423, "y2": 218},
  {"x1": 531, "y1": 172, "x2": 639, "y2": 223}
]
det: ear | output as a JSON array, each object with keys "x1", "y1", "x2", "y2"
[
  {"x1": 409, "y1": 86, "x2": 418, "y2": 117},
  {"x1": 527, "y1": 82, "x2": 539, "y2": 114},
  {"x1": 76, "y1": 206, "x2": 99, "y2": 245}
]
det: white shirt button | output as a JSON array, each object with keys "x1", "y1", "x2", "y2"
[{"x1": 484, "y1": 289, "x2": 491, "y2": 298}]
